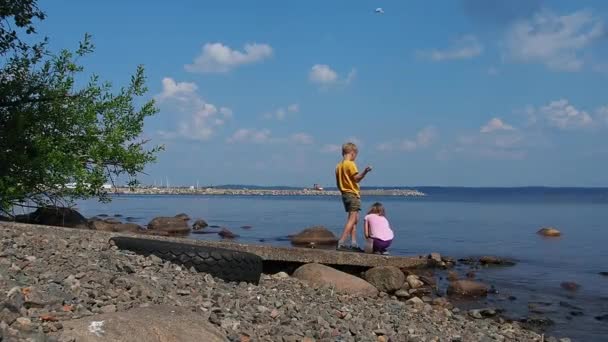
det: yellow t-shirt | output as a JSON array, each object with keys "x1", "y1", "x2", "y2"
[{"x1": 335, "y1": 160, "x2": 360, "y2": 197}]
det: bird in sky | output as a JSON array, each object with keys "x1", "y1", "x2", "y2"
[{"x1": 375, "y1": 8, "x2": 385, "y2": 14}]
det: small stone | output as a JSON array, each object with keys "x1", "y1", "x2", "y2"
[
  {"x1": 100, "y1": 304, "x2": 117, "y2": 313},
  {"x1": 560, "y1": 282, "x2": 580, "y2": 292},
  {"x1": 406, "y1": 297, "x2": 424, "y2": 305},
  {"x1": 25, "y1": 256, "x2": 36, "y2": 262},
  {"x1": 15, "y1": 317, "x2": 31, "y2": 326},
  {"x1": 406, "y1": 275, "x2": 424, "y2": 289},
  {"x1": 469, "y1": 310, "x2": 483, "y2": 319},
  {"x1": 270, "y1": 309, "x2": 280, "y2": 319},
  {"x1": 177, "y1": 289, "x2": 190, "y2": 295},
  {"x1": 395, "y1": 289, "x2": 410, "y2": 299},
  {"x1": 273, "y1": 272, "x2": 289, "y2": 279}
]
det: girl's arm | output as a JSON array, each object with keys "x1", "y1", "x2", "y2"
[{"x1": 364, "y1": 219, "x2": 370, "y2": 239}]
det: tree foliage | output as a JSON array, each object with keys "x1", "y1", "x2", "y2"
[{"x1": 0, "y1": 0, "x2": 162, "y2": 215}]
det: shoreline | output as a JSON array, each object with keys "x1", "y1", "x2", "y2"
[
  {"x1": 110, "y1": 187, "x2": 426, "y2": 197},
  {"x1": 0, "y1": 222, "x2": 561, "y2": 341}
]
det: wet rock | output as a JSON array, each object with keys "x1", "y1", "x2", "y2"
[
  {"x1": 192, "y1": 219, "x2": 208, "y2": 230},
  {"x1": 292, "y1": 263, "x2": 378, "y2": 296},
  {"x1": 406, "y1": 275, "x2": 424, "y2": 289},
  {"x1": 103, "y1": 217, "x2": 121, "y2": 224},
  {"x1": 447, "y1": 280, "x2": 488, "y2": 298},
  {"x1": 447, "y1": 271, "x2": 459, "y2": 281},
  {"x1": 147, "y1": 216, "x2": 190, "y2": 235},
  {"x1": 479, "y1": 256, "x2": 516, "y2": 266},
  {"x1": 595, "y1": 314, "x2": 608, "y2": 321},
  {"x1": 429, "y1": 253, "x2": 442, "y2": 264},
  {"x1": 418, "y1": 275, "x2": 437, "y2": 287},
  {"x1": 560, "y1": 282, "x2": 580, "y2": 292},
  {"x1": 599, "y1": 272, "x2": 608, "y2": 277},
  {"x1": 58, "y1": 305, "x2": 226, "y2": 341},
  {"x1": 218, "y1": 228, "x2": 239, "y2": 239},
  {"x1": 466, "y1": 271, "x2": 476, "y2": 279},
  {"x1": 241, "y1": 225, "x2": 253, "y2": 229},
  {"x1": 15, "y1": 206, "x2": 89, "y2": 229},
  {"x1": 290, "y1": 226, "x2": 338, "y2": 246},
  {"x1": 537, "y1": 227, "x2": 561, "y2": 237},
  {"x1": 363, "y1": 266, "x2": 405, "y2": 293}
]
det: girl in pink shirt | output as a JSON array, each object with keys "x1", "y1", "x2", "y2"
[{"x1": 363, "y1": 202, "x2": 394, "y2": 255}]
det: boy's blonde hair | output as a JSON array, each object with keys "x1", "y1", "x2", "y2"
[{"x1": 342, "y1": 142, "x2": 358, "y2": 156}]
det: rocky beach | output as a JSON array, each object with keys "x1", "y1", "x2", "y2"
[{"x1": 0, "y1": 222, "x2": 569, "y2": 342}]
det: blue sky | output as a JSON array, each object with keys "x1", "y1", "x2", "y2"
[{"x1": 38, "y1": 0, "x2": 608, "y2": 187}]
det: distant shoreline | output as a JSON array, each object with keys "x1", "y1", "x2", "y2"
[{"x1": 111, "y1": 187, "x2": 426, "y2": 197}]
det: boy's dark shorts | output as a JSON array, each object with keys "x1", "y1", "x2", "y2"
[{"x1": 341, "y1": 193, "x2": 361, "y2": 212}]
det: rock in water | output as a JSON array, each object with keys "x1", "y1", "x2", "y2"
[
  {"x1": 290, "y1": 226, "x2": 338, "y2": 246},
  {"x1": 218, "y1": 228, "x2": 239, "y2": 239},
  {"x1": 560, "y1": 282, "x2": 580, "y2": 292},
  {"x1": 447, "y1": 271, "x2": 459, "y2": 281},
  {"x1": 537, "y1": 227, "x2": 561, "y2": 237},
  {"x1": 174, "y1": 213, "x2": 191, "y2": 221},
  {"x1": 192, "y1": 219, "x2": 208, "y2": 230},
  {"x1": 58, "y1": 305, "x2": 226, "y2": 342},
  {"x1": 147, "y1": 217, "x2": 190, "y2": 235},
  {"x1": 479, "y1": 256, "x2": 516, "y2": 266},
  {"x1": 599, "y1": 272, "x2": 608, "y2": 277},
  {"x1": 15, "y1": 206, "x2": 89, "y2": 229},
  {"x1": 363, "y1": 266, "x2": 405, "y2": 293},
  {"x1": 292, "y1": 263, "x2": 378, "y2": 296},
  {"x1": 447, "y1": 280, "x2": 489, "y2": 298}
]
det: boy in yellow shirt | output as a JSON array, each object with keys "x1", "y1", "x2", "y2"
[{"x1": 335, "y1": 142, "x2": 372, "y2": 251}]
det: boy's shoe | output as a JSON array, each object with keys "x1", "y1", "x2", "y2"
[{"x1": 349, "y1": 245, "x2": 364, "y2": 253}]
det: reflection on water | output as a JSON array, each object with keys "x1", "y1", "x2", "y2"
[{"x1": 77, "y1": 193, "x2": 608, "y2": 341}]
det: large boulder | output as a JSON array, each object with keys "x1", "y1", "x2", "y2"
[
  {"x1": 290, "y1": 226, "x2": 338, "y2": 246},
  {"x1": 88, "y1": 219, "x2": 143, "y2": 233},
  {"x1": 57, "y1": 305, "x2": 226, "y2": 342},
  {"x1": 15, "y1": 206, "x2": 88, "y2": 229},
  {"x1": 364, "y1": 266, "x2": 405, "y2": 293},
  {"x1": 147, "y1": 216, "x2": 190, "y2": 235},
  {"x1": 447, "y1": 280, "x2": 488, "y2": 298},
  {"x1": 192, "y1": 219, "x2": 208, "y2": 230},
  {"x1": 537, "y1": 227, "x2": 561, "y2": 237},
  {"x1": 293, "y1": 263, "x2": 378, "y2": 297}
]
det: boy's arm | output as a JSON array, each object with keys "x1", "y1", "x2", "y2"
[
  {"x1": 364, "y1": 219, "x2": 370, "y2": 239},
  {"x1": 354, "y1": 166, "x2": 372, "y2": 183}
]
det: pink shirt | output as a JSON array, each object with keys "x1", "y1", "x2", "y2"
[{"x1": 364, "y1": 214, "x2": 394, "y2": 241}]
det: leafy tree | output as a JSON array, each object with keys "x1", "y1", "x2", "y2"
[{"x1": 0, "y1": 0, "x2": 162, "y2": 216}]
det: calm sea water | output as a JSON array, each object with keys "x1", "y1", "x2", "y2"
[{"x1": 74, "y1": 188, "x2": 608, "y2": 341}]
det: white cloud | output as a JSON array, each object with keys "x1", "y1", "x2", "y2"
[
  {"x1": 227, "y1": 128, "x2": 271, "y2": 144},
  {"x1": 264, "y1": 103, "x2": 299, "y2": 120},
  {"x1": 419, "y1": 35, "x2": 483, "y2": 61},
  {"x1": 155, "y1": 77, "x2": 231, "y2": 141},
  {"x1": 377, "y1": 126, "x2": 438, "y2": 152},
  {"x1": 309, "y1": 64, "x2": 357, "y2": 86},
  {"x1": 290, "y1": 133, "x2": 314, "y2": 145},
  {"x1": 443, "y1": 130, "x2": 526, "y2": 160},
  {"x1": 309, "y1": 64, "x2": 338, "y2": 84},
  {"x1": 531, "y1": 99, "x2": 593, "y2": 129},
  {"x1": 597, "y1": 106, "x2": 608, "y2": 125},
  {"x1": 185, "y1": 42, "x2": 273, "y2": 73},
  {"x1": 505, "y1": 9, "x2": 605, "y2": 71},
  {"x1": 481, "y1": 118, "x2": 515, "y2": 133}
]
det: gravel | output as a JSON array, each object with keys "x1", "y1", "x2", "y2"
[{"x1": 0, "y1": 223, "x2": 552, "y2": 342}]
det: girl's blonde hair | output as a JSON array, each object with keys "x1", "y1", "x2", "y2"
[{"x1": 367, "y1": 202, "x2": 385, "y2": 216}]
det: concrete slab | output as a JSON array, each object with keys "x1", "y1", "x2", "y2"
[{"x1": 0, "y1": 222, "x2": 430, "y2": 269}]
